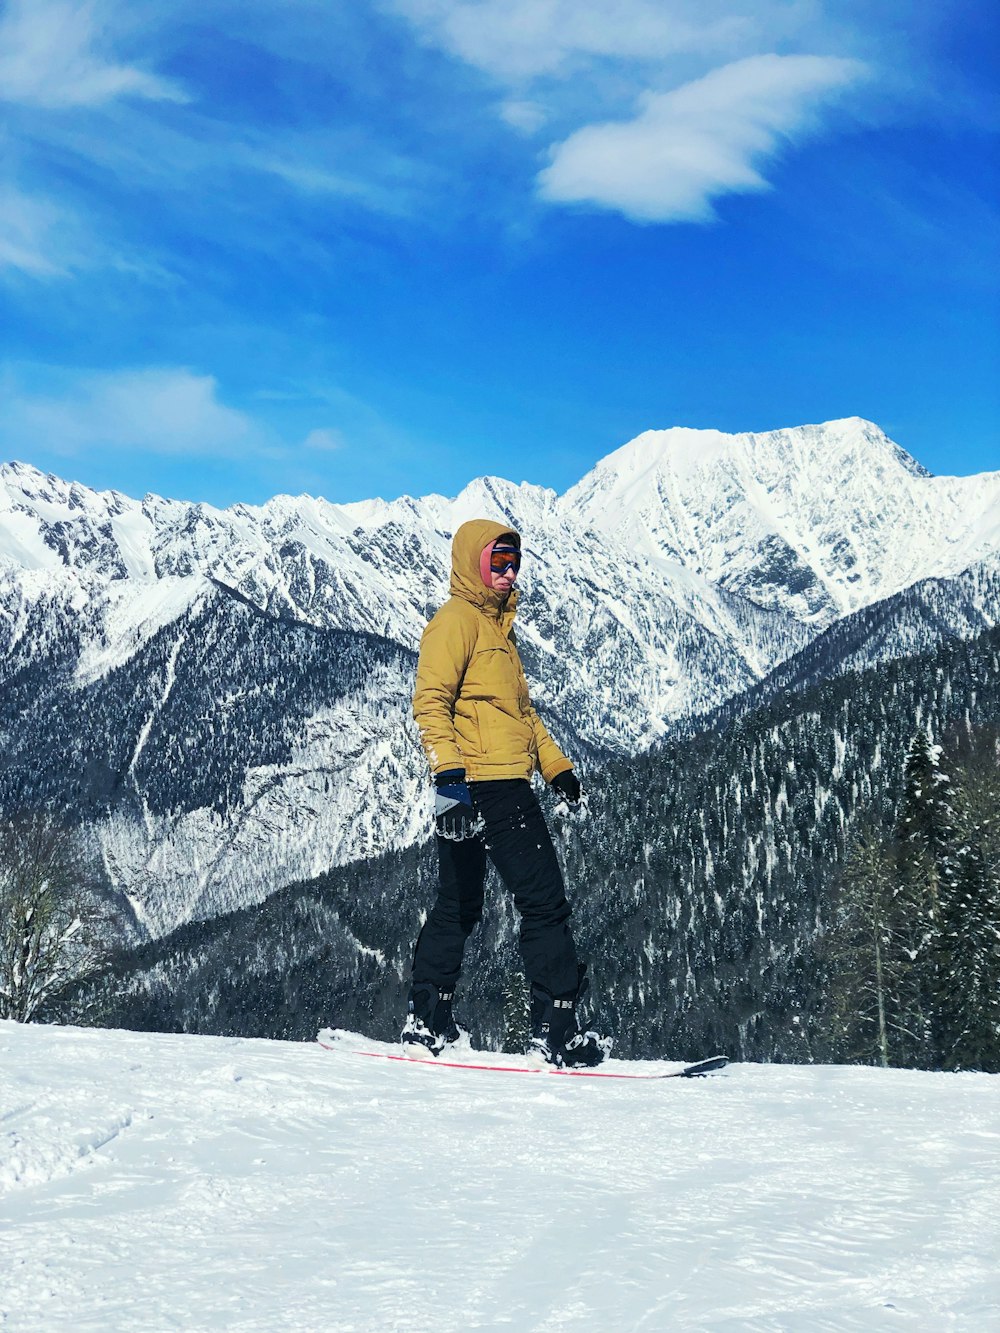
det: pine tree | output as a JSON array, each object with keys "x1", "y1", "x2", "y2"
[
  {"x1": 894, "y1": 729, "x2": 960, "y2": 1066},
  {"x1": 897, "y1": 729, "x2": 958, "y2": 872},
  {"x1": 501, "y1": 970, "x2": 531, "y2": 1054}
]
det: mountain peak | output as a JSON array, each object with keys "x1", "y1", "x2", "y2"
[
  {"x1": 559, "y1": 417, "x2": 983, "y2": 622},
  {"x1": 1, "y1": 459, "x2": 60, "y2": 493},
  {"x1": 576, "y1": 418, "x2": 929, "y2": 490}
]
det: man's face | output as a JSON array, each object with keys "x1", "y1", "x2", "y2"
[
  {"x1": 491, "y1": 564, "x2": 516, "y2": 594},
  {"x1": 488, "y1": 544, "x2": 520, "y2": 594}
]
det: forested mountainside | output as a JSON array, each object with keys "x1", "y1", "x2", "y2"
[
  {"x1": 0, "y1": 580, "x2": 432, "y2": 934},
  {"x1": 681, "y1": 558, "x2": 1000, "y2": 738},
  {"x1": 3, "y1": 552, "x2": 996, "y2": 945},
  {"x1": 85, "y1": 623, "x2": 1000, "y2": 1065}
]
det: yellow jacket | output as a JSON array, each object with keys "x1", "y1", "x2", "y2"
[{"x1": 413, "y1": 518, "x2": 573, "y2": 784}]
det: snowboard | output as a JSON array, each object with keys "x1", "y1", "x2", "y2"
[{"x1": 317, "y1": 1029, "x2": 728, "y2": 1080}]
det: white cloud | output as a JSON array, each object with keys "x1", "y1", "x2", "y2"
[
  {"x1": 0, "y1": 0, "x2": 185, "y2": 108},
  {"x1": 0, "y1": 176, "x2": 182, "y2": 284},
  {"x1": 1, "y1": 368, "x2": 263, "y2": 458},
  {"x1": 0, "y1": 187, "x2": 68, "y2": 275},
  {"x1": 303, "y1": 427, "x2": 346, "y2": 453},
  {"x1": 388, "y1": 2, "x2": 881, "y2": 223},
  {"x1": 245, "y1": 137, "x2": 420, "y2": 217},
  {"x1": 537, "y1": 54, "x2": 866, "y2": 222},
  {"x1": 388, "y1": 0, "x2": 754, "y2": 83},
  {"x1": 498, "y1": 99, "x2": 547, "y2": 134}
]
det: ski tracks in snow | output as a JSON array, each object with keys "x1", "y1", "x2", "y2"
[{"x1": 1, "y1": 1021, "x2": 999, "y2": 1331}]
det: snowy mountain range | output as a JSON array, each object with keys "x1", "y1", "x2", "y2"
[{"x1": 2, "y1": 417, "x2": 998, "y2": 934}]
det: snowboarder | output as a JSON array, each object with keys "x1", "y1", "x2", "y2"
[{"x1": 405, "y1": 518, "x2": 610, "y2": 1067}]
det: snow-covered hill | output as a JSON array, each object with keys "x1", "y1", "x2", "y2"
[
  {"x1": 2, "y1": 1021, "x2": 998, "y2": 1331},
  {"x1": 2, "y1": 418, "x2": 998, "y2": 935},
  {"x1": 681, "y1": 558, "x2": 1000, "y2": 738},
  {"x1": 0, "y1": 582, "x2": 426, "y2": 936}
]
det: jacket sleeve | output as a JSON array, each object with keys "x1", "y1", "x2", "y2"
[
  {"x1": 526, "y1": 704, "x2": 573, "y2": 784},
  {"x1": 513, "y1": 652, "x2": 573, "y2": 784},
  {"x1": 412, "y1": 605, "x2": 477, "y2": 777}
]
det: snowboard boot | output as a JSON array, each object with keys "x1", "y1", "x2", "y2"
[
  {"x1": 528, "y1": 963, "x2": 612, "y2": 1069},
  {"x1": 401, "y1": 981, "x2": 464, "y2": 1057}
]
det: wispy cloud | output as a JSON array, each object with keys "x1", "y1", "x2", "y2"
[
  {"x1": 0, "y1": 364, "x2": 416, "y2": 487},
  {"x1": 538, "y1": 54, "x2": 867, "y2": 222},
  {"x1": 238, "y1": 133, "x2": 423, "y2": 218},
  {"x1": 387, "y1": 0, "x2": 755, "y2": 83},
  {"x1": 0, "y1": 3, "x2": 426, "y2": 282},
  {"x1": 498, "y1": 98, "x2": 548, "y2": 134},
  {"x1": 0, "y1": 0, "x2": 186, "y2": 108},
  {"x1": 0, "y1": 186, "x2": 70, "y2": 275},
  {"x1": 387, "y1": 2, "x2": 876, "y2": 225},
  {"x1": 0, "y1": 367, "x2": 267, "y2": 459},
  {"x1": 302, "y1": 427, "x2": 346, "y2": 453}
]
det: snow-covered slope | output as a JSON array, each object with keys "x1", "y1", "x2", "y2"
[
  {"x1": 0, "y1": 580, "x2": 426, "y2": 936},
  {"x1": 2, "y1": 1021, "x2": 998, "y2": 1331},
  {"x1": 564, "y1": 417, "x2": 1000, "y2": 621},
  {"x1": 681, "y1": 558, "x2": 1000, "y2": 737}
]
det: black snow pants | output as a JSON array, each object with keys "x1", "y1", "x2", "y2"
[{"x1": 411, "y1": 779, "x2": 579, "y2": 999}]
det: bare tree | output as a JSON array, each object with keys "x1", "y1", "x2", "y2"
[
  {"x1": 823, "y1": 821, "x2": 918, "y2": 1067},
  {"x1": 0, "y1": 813, "x2": 116, "y2": 1022}
]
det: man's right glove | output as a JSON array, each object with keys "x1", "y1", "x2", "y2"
[
  {"x1": 434, "y1": 769, "x2": 484, "y2": 841},
  {"x1": 551, "y1": 768, "x2": 589, "y2": 822}
]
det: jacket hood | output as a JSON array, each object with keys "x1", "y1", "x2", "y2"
[{"x1": 449, "y1": 518, "x2": 520, "y2": 615}]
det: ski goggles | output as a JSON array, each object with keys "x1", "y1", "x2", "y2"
[{"x1": 489, "y1": 545, "x2": 521, "y2": 575}]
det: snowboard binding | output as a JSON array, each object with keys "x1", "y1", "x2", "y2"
[
  {"x1": 529, "y1": 964, "x2": 612, "y2": 1069},
  {"x1": 401, "y1": 982, "x2": 465, "y2": 1057}
]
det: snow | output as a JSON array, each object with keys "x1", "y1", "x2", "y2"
[
  {"x1": 3, "y1": 1022, "x2": 999, "y2": 1331},
  {"x1": 560, "y1": 418, "x2": 1000, "y2": 621},
  {"x1": 0, "y1": 505, "x2": 57, "y2": 570},
  {"x1": 108, "y1": 508, "x2": 157, "y2": 581},
  {"x1": 97, "y1": 657, "x2": 428, "y2": 936},
  {"x1": 74, "y1": 576, "x2": 208, "y2": 686}
]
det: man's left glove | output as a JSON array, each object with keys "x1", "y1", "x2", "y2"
[
  {"x1": 551, "y1": 769, "x2": 588, "y2": 821},
  {"x1": 434, "y1": 769, "x2": 485, "y2": 842}
]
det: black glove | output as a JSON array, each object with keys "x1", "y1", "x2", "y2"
[
  {"x1": 551, "y1": 769, "x2": 589, "y2": 824},
  {"x1": 434, "y1": 770, "x2": 484, "y2": 842},
  {"x1": 551, "y1": 769, "x2": 582, "y2": 806}
]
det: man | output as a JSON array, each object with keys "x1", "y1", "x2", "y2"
[{"x1": 405, "y1": 517, "x2": 610, "y2": 1067}]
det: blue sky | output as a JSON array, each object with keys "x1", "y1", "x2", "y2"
[{"x1": 1, "y1": 0, "x2": 997, "y2": 507}]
